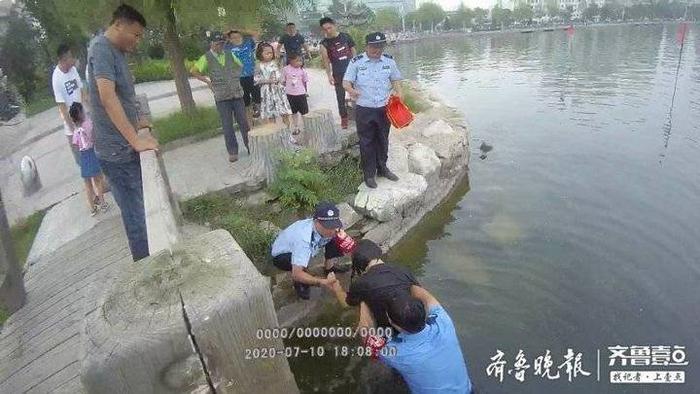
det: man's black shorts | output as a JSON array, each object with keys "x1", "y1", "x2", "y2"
[{"x1": 287, "y1": 94, "x2": 309, "y2": 115}]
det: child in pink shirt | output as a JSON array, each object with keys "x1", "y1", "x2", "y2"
[
  {"x1": 70, "y1": 102, "x2": 109, "y2": 216},
  {"x1": 281, "y1": 53, "x2": 309, "y2": 138}
]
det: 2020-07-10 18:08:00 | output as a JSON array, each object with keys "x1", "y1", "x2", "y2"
[{"x1": 244, "y1": 345, "x2": 398, "y2": 359}]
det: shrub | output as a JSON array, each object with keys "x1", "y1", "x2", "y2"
[
  {"x1": 132, "y1": 58, "x2": 197, "y2": 83},
  {"x1": 0, "y1": 68, "x2": 22, "y2": 121},
  {"x1": 11, "y1": 210, "x2": 45, "y2": 267},
  {"x1": 269, "y1": 149, "x2": 328, "y2": 214}
]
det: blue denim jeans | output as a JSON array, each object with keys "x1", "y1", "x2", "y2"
[{"x1": 99, "y1": 158, "x2": 149, "y2": 261}]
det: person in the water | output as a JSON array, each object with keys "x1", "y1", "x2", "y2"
[{"x1": 327, "y1": 239, "x2": 419, "y2": 329}]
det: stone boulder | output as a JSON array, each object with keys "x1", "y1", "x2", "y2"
[
  {"x1": 407, "y1": 143, "x2": 441, "y2": 179},
  {"x1": 419, "y1": 119, "x2": 469, "y2": 177},
  {"x1": 338, "y1": 202, "x2": 362, "y2": 229},
  {"x1": 386, "y1": 143, "x2": 410, "y2": 174},
  {"x1": 353, "y1": 173, "x2": 427, "y2": 222}
]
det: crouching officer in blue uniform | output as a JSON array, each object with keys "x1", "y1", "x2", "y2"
[{"x1": 342, "y1": 32, "x2": 403, "y2": 189}]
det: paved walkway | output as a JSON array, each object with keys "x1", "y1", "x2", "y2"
[
  {"x1": 0, "y1": 68, "x2": 351, "y2": 393},
  {"x1": 0, "y1": 216, "x2": 131, "y2": 393},
  {"x1": 1, "y1": 70, "x2": 346, "y2": 225}
]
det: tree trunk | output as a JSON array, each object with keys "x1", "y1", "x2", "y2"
[
  {"x1": 245, "y1": 123, "x2": 294, "y2": 185},
  {"x1": 0, "y1": 189, "x2": 25, "y2": 314},
  {"x1": 162, "y1": 5, "x2": 195, "y2": 114},
  {"x1": 301, "y1": 109, "x2": 341, "y2": 155}
]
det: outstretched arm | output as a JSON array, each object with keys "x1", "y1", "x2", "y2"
[{"x1": 410, "y1": 285, "x2": 440, "y2": 310}]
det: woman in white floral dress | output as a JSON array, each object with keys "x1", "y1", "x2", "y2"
[{"x1": 254, "y1": 43, "x2": 292, "y2": 128}]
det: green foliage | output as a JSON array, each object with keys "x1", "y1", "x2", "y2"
[
  {"x1": 347, "y1": 26, "x2": 368, "y2": 52},
  {"x1": 491, "y1": 6, "x2": 514, "y2": 28},
  {"x1": 583, "y1": 3, "x2": 600, "y2": 20},
  {"x1": 181, "y1": 194, "x2": 296, "y2": 267},
  {"x1": 413, "y1": 2, "x2": 446, "y2": 29},
  {"x1": 269, "y1": 149, "x2": 328, "y2": 213},
  {"x1": 0, "y1": 13, "x2": 41, "y2": 101},
  {"x1": 371, "y1": 8, "x2": 402, "y2": 31},
  {"x1": 513, "y1": 3, "x2": 534, "y2": 23},
  {"x1": 152, "y1": 106, "x2": 221, "y2": 145},
  {"x1": 10, "y1": 210, "x2": 45, "y2": 267},
  {"x1": 0, "y1": 306, "x2": 8, "y2": 327},
  {"x1": 452, "y1": 3, "x2": 475, "y2": 29},
  {"x1": 132, "y1": 58, "x2": 197, "y2": 83},
  {"x1": 402, "y1": 87, "x2": 430, "y2": 114},
  {"x1": 327, "y1": 0, "x2": 375, "y2": 26},
  {"x1": 25, "y1": 93, "x2": 56, "y2": 117},
  {"x1": 320, "y1": 155, "x2": 363, "y2": 202}
]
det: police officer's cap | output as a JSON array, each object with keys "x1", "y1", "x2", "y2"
[
  {"x1": 207, "y1": 31, "x2": 225, "y2": 43},
  {"x1": 365, "y1": 32, "x2": 387, "y2": 45}
]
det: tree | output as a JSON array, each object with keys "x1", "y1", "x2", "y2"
[
  {"x1": 0, "y1": 11, "x2": 40, "y2": 102},
  {"x1": 372, "y1": 7, "x2": 402, "y2": 31},
  {"x1": 452, "y1": 2, "x2": 475, "y2": 29},
  {"x1": 327, "y1": 0, "x2": 375, "y2": 26},
  {"x1": 545, "y1": 0, "x2": 560, "y2": 17},
  {"x1": 473, "y1": 7, "x2": 489, "y2": 25},
  {"x1": 514, "y1": 3, "x2": 534, "y2": 23},
  {"x1": 414, "y1": 2, "x2": 446, "y2": 31},
  {"x1": 491, "y1": 5, "x2": 514, "y2": 28},
  {"x1": 559, "y1": 5, "x2": 573, "y2": 22},
  {"x1": 583, "y1": 3, "x2": 600, "y2": 20},
  {"x1": 600, "y1": 1, "x2": 620, "y2": 20}
]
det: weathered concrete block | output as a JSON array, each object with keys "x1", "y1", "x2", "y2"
[
  {"x1": 81, "y1": 229, "x2": 298, "y2": 394},
  {"x1": 353, "y1": 173, "x2": 427, "y2": 222}
]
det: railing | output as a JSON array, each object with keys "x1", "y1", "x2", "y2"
[{"x1": 135, "y1": 94, "x2": 180, "y2": 255}]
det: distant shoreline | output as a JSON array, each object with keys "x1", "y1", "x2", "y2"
[{"x1": 389, "y1": 20, "x2": 695, "y2": 44}]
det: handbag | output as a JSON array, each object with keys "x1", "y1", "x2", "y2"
[{"x1": 386, "y1": 94, "x2": 414, "y2": 129}]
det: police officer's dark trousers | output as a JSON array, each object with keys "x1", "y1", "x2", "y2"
[{"x1": 355, "y1": 105, "x2": 390, "y2": 178}]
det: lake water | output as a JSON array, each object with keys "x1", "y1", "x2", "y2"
[{"x1": 290, "y1": 24, "x2": 700, "y2": 393}]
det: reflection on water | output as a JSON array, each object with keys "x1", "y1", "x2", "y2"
[{"x1": 290, "y1": 24, "x2": 700, "y2": 393}]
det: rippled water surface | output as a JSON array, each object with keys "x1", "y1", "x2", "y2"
[{"x1": 291, "y1": 24, "x2": 700, "y2": 393}]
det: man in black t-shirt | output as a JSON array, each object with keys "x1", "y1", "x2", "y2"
[
  {"x1": 319, "y1": 17, "x2": 356, "y2": 129},
  {"x1": 277, "y1": 22, "x2": 308, "y2": 64},
  {"x1": 328, "y1": 239, "x2": 419, "y2": 328}
]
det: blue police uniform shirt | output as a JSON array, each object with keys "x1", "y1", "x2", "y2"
[
  {"x1": 342, "y1": 52, "x2": 402, "y2": 108},
  {"x1": 271, "y1": 218, "x2": 332, "y2": 268},
  {"x1": 380, "y1": 305, "x2": 472, "y2": 394}
]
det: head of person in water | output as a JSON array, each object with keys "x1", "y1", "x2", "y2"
[{"x1": 351, "y1": 239, "x2": 383, "y2": 278}]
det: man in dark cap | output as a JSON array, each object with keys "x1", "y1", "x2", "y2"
[
  {"x1": 342, "y1": 32, "x2": 403, "y2": 189},
  {"x1": 191, "y1": 31, "x2": 250, "y2": 163},
  {"x1": 271, "y1": 201, "x2": 350, "y2": 299}
]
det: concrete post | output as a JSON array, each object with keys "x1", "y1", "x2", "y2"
[
  {"x1": 80, "y1": 230, "x2": 299, "y2": 393},
  {"x1": 0, "y1": 189, "x2": 25, "y2": 313}
]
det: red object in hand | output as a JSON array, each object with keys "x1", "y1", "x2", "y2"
[
  {"x1": 386, "y1": 94, "x2": 414, "y2": 129},
  {"x1": 334, "y1": 231, "x2": 357, "y2": 255},
  {"x1": 364, "y1": 334, "x2": 387, "y2": 360}
]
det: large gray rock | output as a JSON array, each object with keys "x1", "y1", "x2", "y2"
[
  {"x1": 386, "y1": 143, "x2": 410, "y2": 174},
  {"x1": 338, "y1": 202, "x2": 362, "y2": 229},
  {"x1": 419, "y1": 119, "x2": 468, "y2": 177},
  {"x1": 407, "y1": 143, "x2": 441, "y2": 178},
  {"x1": 353, "y1": 173, "x2": 427, "y2": 222},
  {"x1": 81, "y1": 229, "x2": 298, "y2": 394}
]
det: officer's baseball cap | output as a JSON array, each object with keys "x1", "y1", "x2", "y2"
[
  {"x1": 208, "y1": 31, "x2": 225, "y2": 43},
  {"x1": 366, "y1": 32, "x2": 387, "y2": 45},
  {"x1": 313, "y1": 201, "x2": 343, "y2": 230}
]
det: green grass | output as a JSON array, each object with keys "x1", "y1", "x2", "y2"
[
  {"x1": 0, "y1": 306, "x2": 8, "y2": 328},
  {"x1": 153, "y1": 107, "x2": 221, "y2": 145},
  {"x1": 10, "y1": 210, "x2": 45, "y2": 267},
  {"x1": 320, "y1": 155, "x2": 363, "y2": 202},
  {"x1": 24, "y1": 93, "x2": 55, "y2": 117},
  {"x1": 180, "y1": 155, "x2": 361, "y2": 268},
  {"x1": 132, "y1": 58, "x2": 197, "y2": 83},
  {"x1": 402, "y1": 84, "x2": 431, "y2": 113}
]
